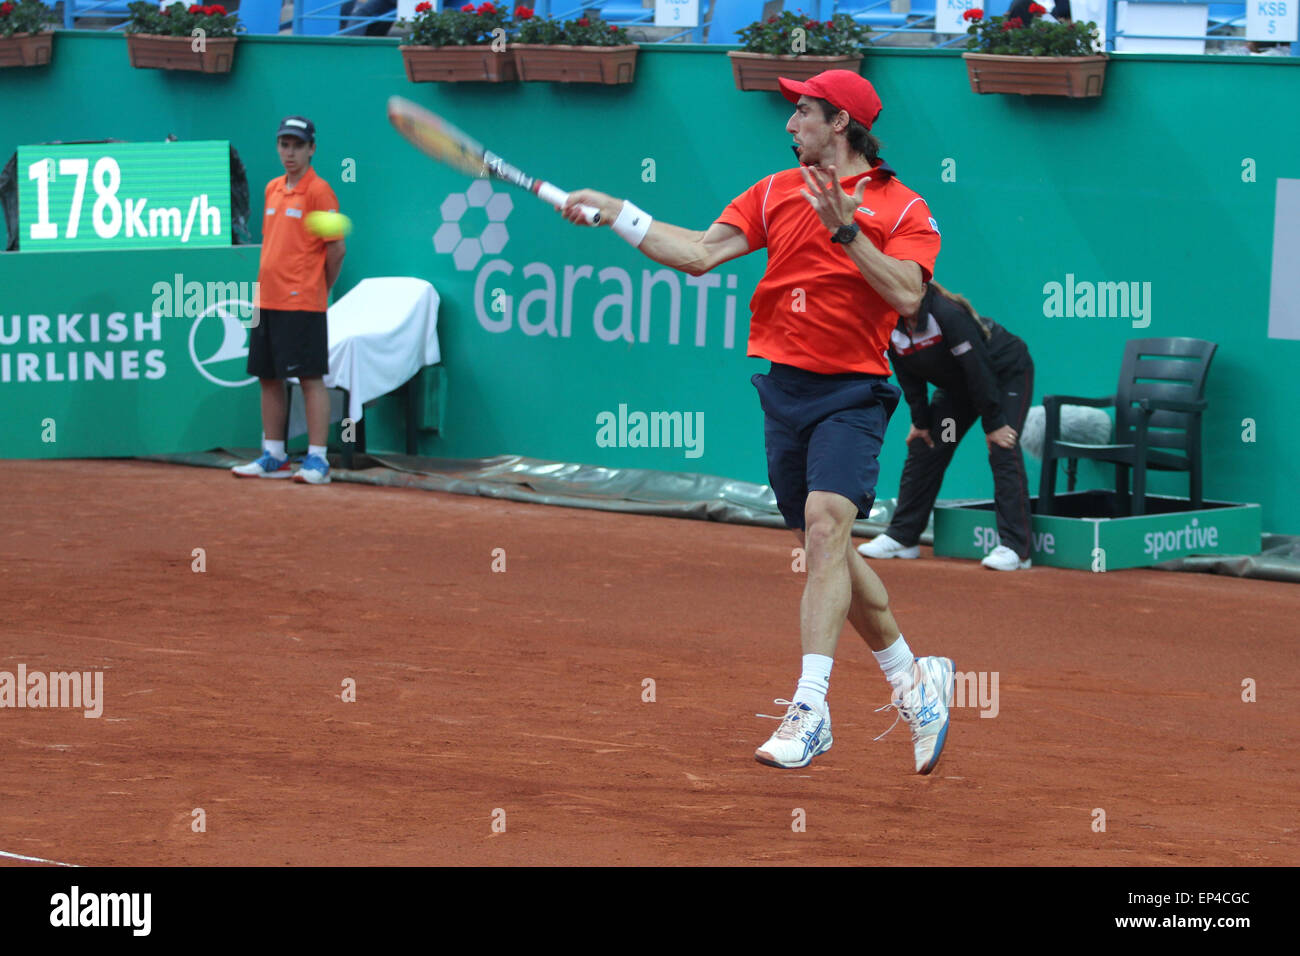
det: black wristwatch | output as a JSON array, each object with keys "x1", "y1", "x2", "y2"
[{"x1": 830, "y1": 222, "x2": 860, "y2": 244}]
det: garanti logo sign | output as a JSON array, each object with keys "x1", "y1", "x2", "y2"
[{"x1": 431, "y1": 185, "x2": 745, "y2": 351}]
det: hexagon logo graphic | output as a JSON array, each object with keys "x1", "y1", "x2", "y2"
[{"x1": 434, "y1": 180, "x2": 513, "y2": 271}]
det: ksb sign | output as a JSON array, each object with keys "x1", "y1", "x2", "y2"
[
  {"x1": 937, "y1": 0, "x2": 979, "y2": 34},
  {"x1": 654, "y1": 0, "x2": 699, "y2": 28},
  {"x1": 1248, "y1": 0, "x2": 1299, "y2": 40}
]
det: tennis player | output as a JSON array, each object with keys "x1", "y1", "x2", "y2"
[{"x1": 561, "y1": 71, "x2": 955, "y2": 774}]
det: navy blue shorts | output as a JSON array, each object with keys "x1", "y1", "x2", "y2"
[{"x1": 752, "y1": 363, "x2": 901, "y2": 530}]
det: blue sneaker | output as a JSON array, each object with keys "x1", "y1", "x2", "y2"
[
  {"x1": 294, "y1": 453, "x2": 331, "y2": 485},
  {"x1": 755, "y1": 699, "x2": 832, "y2": 769},
  {"x1": 231, "y1": 452, "x2": 292, "y2": 479}
]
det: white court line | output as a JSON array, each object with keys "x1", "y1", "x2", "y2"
[{"x1": 0, "y1": 849, "x2": 79, "y2": 867}]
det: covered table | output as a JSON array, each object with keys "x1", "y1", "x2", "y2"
[{"x1": 287, "y1": 276, "x2": 442, "y2": 464}]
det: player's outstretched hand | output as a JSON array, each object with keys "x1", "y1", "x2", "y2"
[
  {"x1": 561, "y1": 189, "x2": 619, "y2": 227},
  {"x1": 799, "y1": 165, "x2": 868, "y2": 234}
]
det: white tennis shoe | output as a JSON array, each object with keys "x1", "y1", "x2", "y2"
[
  {"x1": 876, "y1": 656, "x2": 954, "y2": 775},
  {"x1": 231, "y1": 452, "x2": 292, "y2": 478},
  {"x1": 755, "y1": 699, "x2": 832, "y2": 769},
  {"x1": 981, "y1": 545, "x2": 1031, "y2": 571},
  {"x1": 294, "y1": 453, "x2": 332, "y2": 485},
  {"x1": 858, "y1": 534, "x2": 920, "y2": 560}
]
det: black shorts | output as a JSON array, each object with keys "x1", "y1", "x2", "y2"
[
  {"x1": 752, "y1": 363, "x2": 900, "y2": 530},
  {"x1": 246, "y1": 308, "x2": 329, "y2": 379}
]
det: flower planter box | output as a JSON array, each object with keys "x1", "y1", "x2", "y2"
[
  {"x1": 401, "y1": 45, "x2": 517, "y2": 83},
  {"x1": 0, "y1": 30, "x2": 54, "y2": 68},
  {"x1": 962, "y1": 52, "x2": 1108, "y2": 98},
  {"x1": 512, "y1": 44, "x2": 638, "y2": 84},
  {"x1": 728, "y1": 52, "x2": 863, "y2": 92},
  {"x1": 127, "y1": 33, "x2": 236, "y2": 73}
]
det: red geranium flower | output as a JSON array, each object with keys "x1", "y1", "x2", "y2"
[
  {"x1": 210, "y1": 4, "x2": 226, "y2": 14},
  {"x1": 188, "y1": 4, "x2": 203, "y2": 13},
  {"x1": 1028, "y1": 2, "x2": 1047, "y2": 13},
  {"x1": 805, "y1": 19, "x2": 817, "y2": 29},
  {"x1": 576, "y1": 15, "x2": 589, "y2": 25},
  {"x1": 514, "y1": 5, "x2": 532, "y2": 18},
  {"x1": 1002, "y1": 16, "x2": 1023, "y2": 28},
  {"x1": 415, "y1": 1, "x2": 432, "y2": 11},
  {"x1": 0, "y1": 1, "x2": 14, "y2": 14},
  {"x1": 477, "y1": 2, "x2": 495, "y2": 13},
  {"x1": 461, "y1": 3, "x2": 475, "y2": 11},
  {"x1": 609, "y1": 23, "x2": 617, "y2": 30},
  {"x1": 767, "y1": 15, "x2": 777, "y2": 23},
  {"x1": 963, "y1": 8, "x2": 983, "y2": 20},
  {"x1": 825, "y1": 20, "x2": 834, "y2": 27}
]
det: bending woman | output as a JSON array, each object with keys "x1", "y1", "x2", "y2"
[{"x1": 859, "y1": 282, "x2": 1035, "y2": 571}]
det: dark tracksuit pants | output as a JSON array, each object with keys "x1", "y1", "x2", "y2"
[{"x1": 887, "y1": 363, "x2": 1035, "y2": 558}]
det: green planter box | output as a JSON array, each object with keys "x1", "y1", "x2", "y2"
[{"x1": 933, "y1": 492, "x2": 1263, "y2": 572}]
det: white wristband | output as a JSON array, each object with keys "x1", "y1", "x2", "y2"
[{"x1": 612, "y1": 200, "x2": 653, "y2": 247}]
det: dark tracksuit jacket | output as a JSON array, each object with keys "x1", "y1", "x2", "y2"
[{"x1": 885, "y1": 284, "x2": 1035, "y2": 557}]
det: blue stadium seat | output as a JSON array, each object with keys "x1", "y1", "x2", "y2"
[
  {"x1": 546, "y1": 0, "x2": 654, "y2": 20},
  {"x1": 595, "y1": 1, "x2": 655, "y2": 22},
  {"x1": 843, "y1": 1, "x2": 911, "y2": 29},
  {"x1": 1207, "y1": 2, "x2": 1245, "y2": 29},
  {"x1": 707, "y1": 0, "x2": 768, "y2": 44},
  {"x1": 294, "y1": 0, "x2": 347, "y2": 35},
  {"x1": 238, "y1": 0, "x2": 288, "y2": 33},
  {"x1": 63, "y1": 0, "x2": 134, "y2": 29}
]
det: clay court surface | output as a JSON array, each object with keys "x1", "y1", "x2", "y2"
[{"x1": 2, "y1": 459, "x2": 1296, "y2": 867}]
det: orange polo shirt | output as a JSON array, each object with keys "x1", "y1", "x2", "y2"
[
  {"x1": 716, "y1": 162, "x2": 941, "y2": 376},
  {"x1": 257, "y1": 166, "x2": 341, "y2": 312}
]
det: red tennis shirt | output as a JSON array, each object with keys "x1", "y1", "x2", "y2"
[{"x1": 716, "y1": 162, "x2": 940, "y2": 376}]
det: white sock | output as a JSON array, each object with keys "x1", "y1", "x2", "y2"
[
  {"x1": 308, "y1": 444, "x2": 328, "y2": 461},
  {"x1": 873, "y1": 636, "x2": 915, "y2": 692},
  {"x1": 264, "y1": 439, "x2": 286, "y2": 460},
  {"x1": 794, "y1": 654, "x2": 834, "y2": 711}
]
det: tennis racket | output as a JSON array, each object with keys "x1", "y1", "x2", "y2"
[{"x1": 386, "y1": 95, "x2": 600, "y2": 224}]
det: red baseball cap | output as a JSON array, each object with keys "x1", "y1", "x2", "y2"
[{"x1": 778, "y1": 70, "x2": 883, "y2": 130}]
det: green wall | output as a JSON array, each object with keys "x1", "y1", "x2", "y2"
[
  {"x1": 0, "y1": 247, "x2": 262, "y2": 456},
  {"x1": 2, "y1": 33, "x2": 1298, "y2": 531}
]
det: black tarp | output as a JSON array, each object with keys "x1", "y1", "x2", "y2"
[{"x1": 142, "y1": 449, "x2": 1300, "y2": 584}]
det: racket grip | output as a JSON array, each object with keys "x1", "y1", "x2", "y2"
[{"x1": 537, "y1": 181, "x2": 601, "y2": 225}]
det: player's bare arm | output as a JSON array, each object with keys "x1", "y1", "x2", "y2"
[
  {"x1": 559, "y1": 191, "x2": 750, "y2": 276},
  {"x1": 799, "y1": 164, "x2": 925, "y2": 318}
]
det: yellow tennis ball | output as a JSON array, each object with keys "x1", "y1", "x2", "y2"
[{"x1": 305, "y1": 211, "x2": 352, "y2": 239}]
